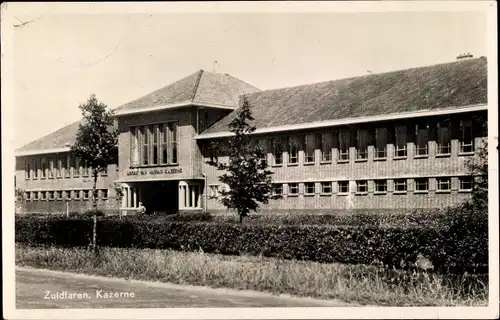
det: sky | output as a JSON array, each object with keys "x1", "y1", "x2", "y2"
[{"x1": 10, "y1": 9, "x2": 487, "y2": 149}]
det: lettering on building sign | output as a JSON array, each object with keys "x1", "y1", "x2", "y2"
[{"x1": 126, "y1": 168, "x2": 183, "y2": 176}]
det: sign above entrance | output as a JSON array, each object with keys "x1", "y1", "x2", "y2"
[{"x1": 126, "y1": 168, "x2": 183, "y2": 176}]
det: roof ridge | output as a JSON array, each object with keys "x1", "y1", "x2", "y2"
[
  {"x1": 190, "y1": 69, "x2": 204, "y2": 102},
  {"x1": 240, "y1": 57, "x2": 486, "y2": 98}
]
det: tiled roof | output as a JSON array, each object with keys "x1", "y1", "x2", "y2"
[
  {"x1": 16, "y1": 120, "x2": 82, "y2": 153},
  {"x1": 115, "y1": 70, "x2": 260, "y2": 111},
  {"x1": 16, "y1": 70, "x2": 259, "y2": 153},
  {"x1": 201, "y1": 57, "x2": 488, "y2": 135},
  {"x1": 16, "y1": 58, "x2": 487, "y2": 154}
]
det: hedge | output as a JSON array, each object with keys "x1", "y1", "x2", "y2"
[
  {"x1": 15, "y1": 207, "x2": 487, "y2": 274},
  {"x1": 17, "y1": 208, "x2": 450, "y2": 229}
]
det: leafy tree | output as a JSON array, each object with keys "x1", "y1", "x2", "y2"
[
  {"x1": 71, "y1": 94, "x2": 118, "y2": 252},
  {"x1": 465, "y1": 115, "x2": 488, "y2": 211},
  {"x1": 207, "y1": 98, "x2": 281, "y2": 223}
]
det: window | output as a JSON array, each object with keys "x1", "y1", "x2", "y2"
[
  {"x1": 131, "y1": 126, "x2": 140, "y2": 166},
  {"x1": 169, "y1": 122, "x2": 178, "y2": 164},
  {"x1": 288, "y1": 136, "x2": 300, "y2": 165},
  {"x1": 83, "y1": 190, "x2": 90, "y2": 200},
  {"x1": 56, "y1": 190, "x2": 63, "y2": 200},
  {"x1": 459, "y1": 176, "x2": 473, "y2": 191},
  {"x1": 375, "y1": 127, "x2": 388, "y2": 159},
  {"x1": 356, "y1": 129, "x2": 368, "y2": 160},
  {"x1": 33, "y1": 158, "x2": 39, "y2": 179},
  {"x1": 25, "y1": 160, "x2": 31, "y2": 179},
  {"x1": 460, "y1": 120, "x2": 473, "y2": 153},
  {"x1": 48, "y1": 158, "x2": 54, "y2": 178},
  {"x1": 415, "y1": 178, "x2": 429, "y2": 192},
  {"x1": 338, "y1": 130, "x2": 350, "y2": 161},
  {"x1": 304, "y1": 134, "x2": 317, "y2": 164},
  {"x1": 25, "y1": 192, "x2": 31, "y2": 200},
  {"x1": 375, "y1": 180, "x2": 387, "y2": 193},
  {"x1": 321, "y1": 132, "x2": 333, "y2": 162},
  {"x1": 288, "y1": 183, "x2": 299, "y2": 195},
  {"x1": 64, "y1": 191, "x2": 71, "y2": 200},
  {"x1": 356, "y1": 180, "x2": 368, "y2": 193},
  {"x1": 41, "y1": 158, "x2": 47, "y2": 178},
  {"x1": 101, "y1": 189, "x2": 109, "y2": 199},
  {"x1": 321, "y1": 182, "x2": 332, "y2": 194},
  {"x1": 209, "y1": 185, "x2": 219, "y2": 198},
  {"x1": 394, "y1": 179, "x2": 407, "y2": 192},
  {"x1": 56, "y1": 156, "x2": 62, "y2": 178},
  {"x1": 74, "y1": 190, "x2": 81, "y2": 200},
  {"x1": 395, "y1": 125, "x2": 407, "y2": 157},
  {"x1": 71, "y1": 156, "x2": 79, "y2": 177},
  {"x1": 101, "y1": 165, "x2": 108, "y2": 176},
  {"x1": 132, "y1": 122, "x2": 179, "y2": 167},
  {"x1": 258, "y1": 139, "x2": 268, "y2": 166},
  {"x1": 48, "y1": 191, "x2": 55, "y2": 200},
  {"x1": 415, "y1": 124, "x2": 429, "y2": 156},
  {"x1": 152, "y1": 124, "x2": 159, "y2": 165},
  {"x1": 64, "y1": 155, "x2": 70, "y2": 178},
  {"x1": 437, "y1": 121, "x2": 451, "y2": 155},
  {"x1": 338, "y1": 181, "x2": 349, "y2": 194},
  {"x1": 142, "y1": 126, "x2": 149, "y2": 165},
  {"x1": 33, "y1": 191, "x2": 39, "y2": 200},
  {"x1": 437, "y1": 177, "x2": 451, "y2": 191},
  {"x1": 273, "y1": 184, "x2": 283, "y2": 196},
  {"x1": 40, "y1": 191, "x2": 46, "y2": 200},
  {"x1": 272, "y1": 137, "x2": 284, "y2": 165},
  {"x1": 304, "y1": 182, "x2": 315, "y2": 195},
  {"x1": 79, "y1": 160, "x2": 87, "y2": 177}
]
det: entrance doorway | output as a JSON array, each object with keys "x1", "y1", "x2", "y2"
[{"x1": 139, "y1": 181, "x2": 179, "y2": 214}]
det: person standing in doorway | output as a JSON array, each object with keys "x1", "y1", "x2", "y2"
[{"x1": 137, "y1": 202, "x2": 146, "y2": 215}]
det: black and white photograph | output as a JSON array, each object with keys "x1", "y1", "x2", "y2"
[{"x1": 2, "y1": 1, "x2": 498, "y2": 319}]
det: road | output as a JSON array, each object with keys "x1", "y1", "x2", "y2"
[{"x1": 16, "y1": 267, "x2": 353, "y2": 308}]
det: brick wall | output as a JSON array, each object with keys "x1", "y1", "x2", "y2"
[{"x1": 201, "y1": 112, "x2": 486, "y2": 211}]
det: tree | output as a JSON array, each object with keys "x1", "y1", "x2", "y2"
[
  {"x1": 207, "y1": 98, "x2": 281, "y2": 223},
  {"x1": 465, "y1": 115, "x2": 488, "y2": 211},
  {"x1": 71, "y1": 94, "x2": 118, "y2": 252}
]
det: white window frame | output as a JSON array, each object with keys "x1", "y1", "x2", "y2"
[
  {"x1": 375, "y1": 127, "x2": 388, "y2": 159},
  {"x1": 304, "y1": 134, "x2": 316, "y2": 164},
  {"x1": 415, "y1": 178, "x2": 429, "y2": 192},
  {"x1": 374, "y1": 180, "x2": 387, "y2": 193},
  {"x1": 338, "y1": 181, "x2": 349, "y2": 194},
  {"x1": 321, "y1": 182, "x2": 332, "y2": 195},
  {"x1": 460, "y1": 120, "x2": 474, "y2": 154},
  {"x1": 288, "y1": 183, "x2": 299, "y2": 196},
  {"x1": 415, "y1": 124, "x2": 429, "y2": 156},
  {"x1": 356, "y1": 129, "x2": 368, "y2": 160},
  {"x1": 394, "y1": 179, "x2": 407, "y2": 193},
  {"x1": 338, "y1": 129, "x2": 350, "y2": 161},
  {"x1": 459, "y1": 176, "x2": 473, "y2": 191},
  {"x1": 395, "y1": 125, "x2": 408, "y2": 158},
  {"x1": 437, "y1": 121, "x2": 452, "y2": 155},
  {"x1": 272, "y1": 137, "x2": 284, "y2": 166},
  {"x1": 273, "y1": 183, "x2": 283, "y2": 196},
  {"x1": 320, "y1": 132, "x2": 333, "y2": 162},
  {"x1": 288, "y1": 136, "x2": 300, "y2": 165},
  {"x1": 304, "y1": 182, "x2": 315, "y2": 195},
  {"x1": 356, "y1": 180, "x2": 368, "y2": 194},
  {"x1": 437, "y1": 177, "x2": 451, "y2": 192}
]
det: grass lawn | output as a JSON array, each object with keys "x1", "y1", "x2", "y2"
[{"x1": 15, "y1": 244, "x2": 487, "y2": 307}]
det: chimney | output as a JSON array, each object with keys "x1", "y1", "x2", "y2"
[{"x1": 457, "y1": 52, "x2": 474, "y2": 60}]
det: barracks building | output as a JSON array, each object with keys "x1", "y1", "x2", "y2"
[{"x1": 15, "y1": 56, "x2": 488, "y2": 215}]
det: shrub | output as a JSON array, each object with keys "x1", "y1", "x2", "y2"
[{"x1": 15, "y1": 210, "x2": 487, "y2": 274}]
